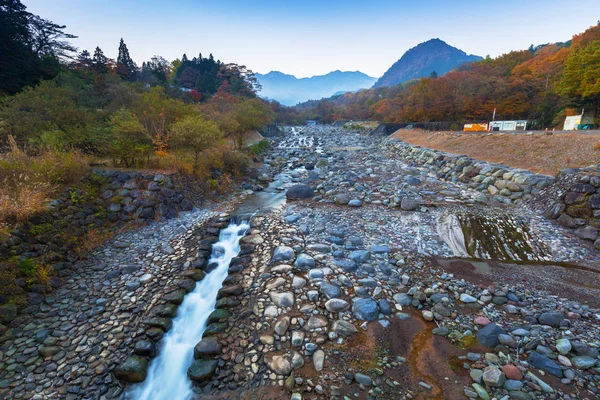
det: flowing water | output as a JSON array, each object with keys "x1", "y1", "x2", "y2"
[{"x1": 127, "y1": 221, "x2": 250, "y2": 400}]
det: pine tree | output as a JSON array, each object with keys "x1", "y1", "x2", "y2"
[
  {"x1": 116, "y1": 38, "x2": 137, "y2": 81},
  {"x1": 92, "y1": 46, "x2": 108, "y2": 74},
  {"x1": 74, "y1": 49, "x2": 92, "y2": 71}
]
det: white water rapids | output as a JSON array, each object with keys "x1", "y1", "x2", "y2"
[{"x1": 127, "y1": 220, "x2": 250, "y2": 400}]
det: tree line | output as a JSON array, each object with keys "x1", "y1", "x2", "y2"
[{"x1": 293, "y1": 23, "x2": 600, "y2": 128}]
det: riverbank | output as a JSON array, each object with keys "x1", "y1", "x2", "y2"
[{"x1": 392, "y1": 130, "x2": 600, "y2": 175}]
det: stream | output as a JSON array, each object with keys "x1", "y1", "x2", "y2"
[{"x1": 127, "y1": 221, "x2": 250, "y2": 400}]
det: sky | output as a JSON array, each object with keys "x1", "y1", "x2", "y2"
[{"x1": 24, "y1": 0, "x2": 600, "y2": 79}]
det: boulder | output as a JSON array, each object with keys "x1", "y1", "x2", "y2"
[
  {"x1": 115, "y1": 356, "x2": 148, "y2": 383},
  {"x1": 194, "y1": 337, "x2": 221, "y2": 359},
  {"x1": 352, "y1": 298, "x2": 379, "y2": 321},
  {"x1": 187, "y1": 359, "x2": 218, "y2": 382},
  {"x1": 528, "y1": 351, "x2": 563, "y2": 377},
  {"x1": 286, "y1": 185, "x2": 314, "y2": 200},
  {"x1": 476, "y1": 323, "x2": 505, "y2": 348},
  {"x1": 332, "y1": 320, "x2": 358, "y2": 337}
]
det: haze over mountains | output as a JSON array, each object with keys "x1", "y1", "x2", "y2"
[
  {"x1": 373, "y1": 39, "x2": 483, "y2": 88},
  {"x1": 255, "y1": 70, "x2": 377, "y2": 106},
  {"x1": 256, "y1": 39, "x2": 482, "y2": 105}
]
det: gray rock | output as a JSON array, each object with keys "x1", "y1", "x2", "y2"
[
  {"x1": 194, "y1": 337, "x2": 221, "y2": 358},
  {"x1": 319, "y1": 282, "x2": 342, "y2": 299},
  {"x1": 325, "y1": 298, "x2": 350, "y2": 312},
  {"x1": 538, "y1": 312, "x2": 563, "y2": 327},
  {"x1": 294, "y1": 253, "x2": 315, "y2": 270},
  {"x1": 273, "y1": 246, "x2": 295, "y2": 262},
  {"x1": 393, "y1": 293, "x2": 412, "y2": 306},
  {"x1": 571, "y1": 355, "x2": 597, "y2": 369},
  {"x1": 270, "y1": 292, "x2": 295, "y2": 308},
  {"x1": 355, "y1": 372, "x2": 372, "y2": 386},
  {"x1": 476, "y1": 323, "x2": 505, "y2": 348},
  {"x1": 286, "y1": 185, "x2": 314, "y2": 199},
  {"x1": 349, "y1": 250, "x2": 370, "y2": 263},
  {"x1": 115, "y1": 356, "x2": 148, "y2": 383},
  {"x1": 400, "y1": 198, "x2": 419, "y2": 211},
  {"x1": 332, "y1": 320, "x2": 358, "y2": 337},
  {"x1": 352, "y1": 298, "x2": 379, "y2": 321},
  {"x1": 528, "y1": 351, "x2": 563, "y2": 377},
  {"x1": 482, "y1": 366, "x2": 505, "y2": 387}
]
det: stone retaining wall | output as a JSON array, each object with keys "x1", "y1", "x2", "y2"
[
  {"x1": 542, "y1": 167, "x2": 600, "y2": 249},
  {"x1": 385, "y1": 138, "x2": 555, "y2": 205}
]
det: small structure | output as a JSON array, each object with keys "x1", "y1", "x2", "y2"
[
  {"x1": 563, "y1": 109, "x2": 595, "y2": 130},
  {"x1": 464, "y1": 123, "x2": 488, "y2": 132},
  {"x1": 306, "y1": 120, "x2": 317, "y2": 126},
  {"x1": 489, "y1": 120, "x2": 527, "y2": 131}
]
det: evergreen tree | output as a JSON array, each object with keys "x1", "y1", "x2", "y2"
[
  {"x1": 0, "y1": 0, "x2": 39, "y2": 94},
  {"x1": 74, "y1": 49, "x2": 93, "y2": 71},
  {"x1": 92, "y1": 46, "x2": 108, "y2": 74},
  {"x1": 116, "y1": 38, "x2": 137, "y2": 81}
]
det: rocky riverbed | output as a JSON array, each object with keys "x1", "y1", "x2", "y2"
[{"x1": 1, "y1": 125, "x2": 599, "y2": 400}]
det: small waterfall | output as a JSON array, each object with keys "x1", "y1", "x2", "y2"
[{"x1": 128, "y1": 220, "x2": 250, "y2": 400}]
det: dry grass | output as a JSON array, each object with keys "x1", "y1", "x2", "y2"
[
  {"x1": 73, "y1": 228, "x2": 114, "y2": 260},
  {"x1": 392, "y1": 130, "x2": 600, "y2": 175},
  {"x1": 0, "y1": 138, "x2": 88, "y2": 229}
]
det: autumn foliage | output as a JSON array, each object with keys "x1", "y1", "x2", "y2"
[{"x1": 297, "y1": 23, "x2": 600, "y2": 128}]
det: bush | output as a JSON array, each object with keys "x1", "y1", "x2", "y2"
[
  {"x1": 248, "y1": 139, "x2": 271, "y2": 155},
  {"x1": 0, "y1": 139, "x2": 88, "y2": 227},
  {"x1": 450, "y1": 123, "x2": 460, "y2": 131}
]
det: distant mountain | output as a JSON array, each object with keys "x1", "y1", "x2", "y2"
[
  {"x1": 256, "y1": 70, "x2": 377, "y2": 106},
  {"x1": 373, "y1": 39, "x2": 483, "y2": 88}
]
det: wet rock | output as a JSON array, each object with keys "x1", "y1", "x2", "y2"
[
  {"x1": 194, "y1": 337, "x2": 221, "y2": 359},
  {"x1": 187, "y1": 359, "x2": 218, "y2": 382},
  {"x1": 115, "y1": 356, "x2": 148, "y2": 383},
  {"x1": 134, "y1": 341, "x2": 156, "y2": 357}
]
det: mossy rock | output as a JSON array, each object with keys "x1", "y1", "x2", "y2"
[
  {"x1": 0, "y1": 304, "x2": 18, "y2": 324},
  {"x1": 203, "y1": 322, "x2": 227, "y2": 336},
  {"x1": 187, "y1": 359, "x2": 217, "y2": 382},
  {"x1": 207, "y1": 309, "x2": 231, "y2": 324},
  {"x1": 566, "y1": 204, "x2": 592, "y2": 219},
  {"x1": 115, "y1": 355, "x2": 148, "y2": 383}
]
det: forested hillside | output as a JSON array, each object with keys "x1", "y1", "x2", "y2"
[
  {"x1": 0, "y1": 0, "x2": 276, "y2": 239},
  {"x1": 294, "y1": 24, "x2": 600, "y2": 128}
]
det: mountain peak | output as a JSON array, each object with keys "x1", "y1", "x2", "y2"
[{"x1": 373, "y1": 39, "x2": 482, "y2": 88}]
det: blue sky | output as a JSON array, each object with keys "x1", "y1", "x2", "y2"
[{"x1": 25, "y1": 0, "x2": 600, "y2": 78}]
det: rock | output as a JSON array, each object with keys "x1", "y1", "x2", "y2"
[
  {"x1": 134, "y1": 341, "x2": 156, "y2": 357},
  {"x1": 270, "y1": 292, "x2": 295, "y2": 308},
  {"x1": 194, "y1": 337, "x2": 221, "y2": 358},
  {"x1": 556, "y1": 338, "x2": 572, "y2": 355},
  {"x1": 400, "y1": 198, "x2": 419, "y2": 211},
  {"x1": 334, "y1": 193, "x2": 350, "y2": 205},
  {"x1": 306, "y1": 315, "x2": 328, "y2": 330},
  {"x1": 470, "y1": 369, "x2": 483, "y2": 383},
  {"x1": 294, "y1": 254, "x2": 315, "y2": 270},
  {"x1": 476, "y1": 323, "x2": 505, "y2": 348},
  {"x1": 352, "y1": 298, "x2": 379, "y2": 321},
  {"x1": 528, "y1": 351, "x2": 563, "y2": 378},
  {"x1": 354, "y1": 372, "x2": 372, "y2": 386},
  {"x1": 115, "y1": 356, "x2": 148, "y2": 383},
  {"x1": 460, "y1": 293, "x2": 477, "y2": 303},
  {"x1": 187, "y1": 359, "x2": 218, "y2": 382},
  {"x1": 482, "y1": 366, "x2": 505, "y2": 387},
  {"x1": 292, "y1": 276, "x2": 307, "y2": 289},
  {"x1": 319, "y1": 282, "x2": 342, "y2": 299},
  {"x1": 349, "y1": 250, "x2": 370, "y2": 263},
  {"x1": 421, "y1": 310, "x2": 434, "y2": 321},
  {"x1": 313, "y1": 350, "x2": 325, "y2": 371},
  {"x1": 502, "y1": 364, "x2": 523, "y2": 381},
  {"x1": 325, "y1": 298, "x2": 350, "y2": 312},
  {"x1": 538, "y1": 312, "x2": 563, "y2": 327},
  {"x1": 571, "y1": 355, "x2": 597, "y2": 369},
  {"x1": 273, "y1": 246, "x2": 295, "y2": 262},
  {"x1": 574, "y1": 226, "x2": 598, "y2": 241},
  {"x1": 332, "y1": 320, "x2": 358, "y2": 337},
  {"x1": 393, "y1": 293, "x2": 412, "y2": 306},
  {"x1": 275, "y1": 316, "x2": 291, "y2": 335},
  {"x1": 286, "y1": 185, "x2": 314, "y2": 200},
  {"x1": 291, "y1": 331, "x2": 305, "y2": 346},
  {"x1": 471, "y1": 383, "x2": 490, "y2": 400},
  {"x1": 266, "y1": 354, "x2": 292, "y2": 376},
  {"x1": 0, "y1": 304, "x2": 18, "y2": 324},
  {"x1": 348, "y1": 199, "x2": 362, "y2": 207}
]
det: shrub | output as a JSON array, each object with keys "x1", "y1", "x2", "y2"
[
  {"x1": 0, "y1": 138, "x2": 88, "y2": 228},
  {"x1": 450, "y1": 123, "x2": 460, "y2": 131},
  {"x1": 248, "y1": 139, "x2": 271, "y2": 155}
]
